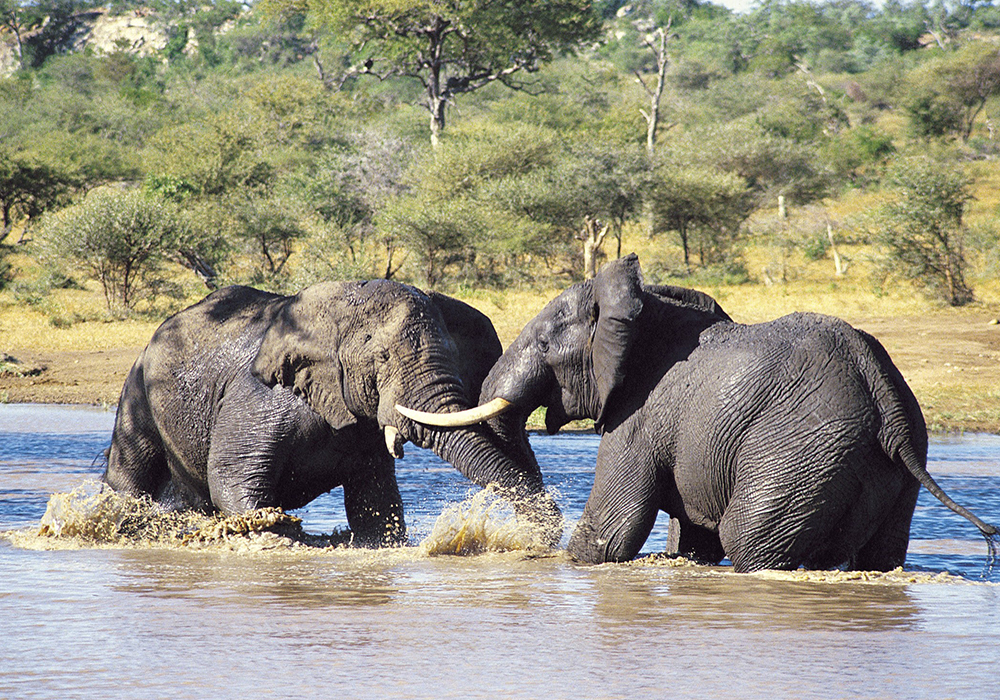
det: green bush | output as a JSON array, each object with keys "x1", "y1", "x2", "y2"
[
  {"x1": 867, "y1": 156, "x2": 975, "y2": 306},
  {"x1": 40, "y1": 189, "x2": 184, "y2": 315}
]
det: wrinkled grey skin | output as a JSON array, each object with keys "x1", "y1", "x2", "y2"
[
  {"x1": 480, "y1": 254, "x2": 998, "y2": 572},
  {"x1": 104, "y1": 280, "x2": 559, "y2": 547}
]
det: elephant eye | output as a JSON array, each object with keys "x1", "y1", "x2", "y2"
[{"x1": 537, "y1": 334, "x2": 550, "y2": 354}]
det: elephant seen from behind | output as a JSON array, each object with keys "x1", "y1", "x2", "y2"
[
  {"x1": 103, "y1": 280, "x2": 560, "y2": 547},
  {"x1": 448, "y1": 254, "x2": 997, "y2": 572}
]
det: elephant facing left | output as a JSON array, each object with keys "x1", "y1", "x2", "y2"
[{"x1": 103, "y1": 280, "x2": 561, "y2": 547}]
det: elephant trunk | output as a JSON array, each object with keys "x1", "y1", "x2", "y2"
[
  {"x1": 479, "y1": 338, "x2": 551, "y2": 420},
  {"x1": 381, "y1": 345, "x2": 563, "y2": 545}
]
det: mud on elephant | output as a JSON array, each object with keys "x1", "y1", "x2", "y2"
[
  {"x1": 103, "y1": 280, "x2": 560, "y2": 547},
  {"x1": 468, "y1": 254, "x2": 997, "y2": 572}
]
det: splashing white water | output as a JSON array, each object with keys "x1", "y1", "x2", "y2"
[
  {"x1": 419, "y1": 485, "x2": 559, "y2": 556},
  {"x1": 12, "y1": 480, "x2": 346, "y2": 551}
]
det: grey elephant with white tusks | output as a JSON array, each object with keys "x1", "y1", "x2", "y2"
[
  {"x1": 103, "y1": 280, "x2": 562, "y2": 548},
  {"x1": 468, "y1": 253, "x2": 998, "y2": 572}
]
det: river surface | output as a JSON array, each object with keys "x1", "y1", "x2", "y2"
[{"x1": 2, "y1": 404, "x2": 999, "y2": 699}]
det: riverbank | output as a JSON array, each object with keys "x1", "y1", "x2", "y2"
[{"x1": 2, "y1": 280, "x2": 1000, "y2": 433}]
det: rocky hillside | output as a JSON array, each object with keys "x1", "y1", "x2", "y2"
[{"x1": 0, "y1": 7, "x2": 224, "y2": 77}]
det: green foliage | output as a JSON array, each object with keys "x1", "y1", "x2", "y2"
[
  {"x1": 266, "y1": 0, "x2": 603, "y2": 143},
  {"x1": 228, "y1": 194, "x2": 309, "y2": 289},
  {"x1": 867, "y1": 156, "x2": 975, "y2": 306},
  {"x1": 4, "y1": 0, "x2": 1000, "y2": 298},
  {"x1": 905, "y1": 42, "x2": 1000, "y2": 142},
  {"x1": 820, "y1": 125, "x2": 895, "y2": 185},
  {"x1": 380, "y1": 121, "x2": 564, "y2": 286},
  {"x1": 143, "y1": 113, "x2": 275, "y2": 197},
  {"x1": 0, "y1": 147, "x2": 73, "y2": 235},
  {"x1": 40, "y1": 189, "x2": 185, "y2": 314},
  {"x1": 648, "y1": 163, "x2": 753, "y2": 271},
  {"x1": 666, "y1": 120, "x2": 830, "y2": 206},
  {"x1": 0, "y1": 248, "x2": 12, "y2": 290}
]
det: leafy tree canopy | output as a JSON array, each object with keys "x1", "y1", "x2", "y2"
[{"x1": 262, "y1": 0, "x2": 603, "y2": 145}]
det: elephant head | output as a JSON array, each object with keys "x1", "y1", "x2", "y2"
[
  {"x1": 251, "y1": 279, "x2": 561, "y2": 542},
  {"x1": 474, "y1": 254, "x2": 729, "y2": 434}
]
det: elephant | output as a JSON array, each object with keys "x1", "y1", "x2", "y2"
[
  {"x1": 450, "y1": 254, "x2": 997, "y2": 572},
  {"x1": 103, "y1": 279, "x2": 560, "y2": 547}
]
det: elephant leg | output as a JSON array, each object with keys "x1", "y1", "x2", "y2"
[
  {"x1": 104, "y1": 373, "x2": 169, "y2": 499},
  {"x1": 206, "y1": 444, "x2": 281, "y2": 515},
  {"x1": 719, "y1": 463, "x2": 857, "y2": 573},
  {"x1": 568, "y1": 424, "x2": 659, "y2": 564},
  {"x1": 851, "y1": 478, "x2": 920, "y2": 571},
  {"x1": 342, "y1": 449, "x2": 406, "y2": 548},
  {"x1": 205, "y1": 393, "x2": 290, "y2": 514}
]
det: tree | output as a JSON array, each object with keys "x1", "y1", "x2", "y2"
[
  {"x1": 142, "y1": 114, "x2": 275, "y2": 198},
  {"x1": 545, "y1": 142, "x2": 648, "y2": 275},
  {"x1": 635, "y1": 20, "x2": 674, "y2": 156},
  {"x1": 41, "y1": 189, "x2": 184, "y2": 314},
  {"x1": 0, "y1": 148, "x2": 72, "y2": 242},
  {"x1": 667, "y1": 120, "x2": 830, "y2": 207},
  {"x1": 867, "y1": 156, "x2": 975, "y2": 306},
  {"x1": 269, "y1": 0, "x2": 602, "y2": 147},
  {"x1": 381, "y1": 195, "x2": 476, "y2": 287},
  {"x1": 0, "y1": 0, "x2": 35, "y2": 70},
  {"x1": 16, "y1": 0, "x2": 84, "y2": 69},
  {"x1": 229, "y1": 194, "x2": 309, "y2": 288},
  {"x1": 820, "y1": 125, "x2": 895, "y2": 186},
  {"x1": 648, "y1": 164, "x2": 752, "y2": 272},
  {"x1": 904, "y1": 41, "x2": 1000, "y2": 142},
  {"x1": 142, "y1": 113, "x2": 279, "y2": 288},
  {"x1": 378, "y1": 121, "x2": 561, "y2": 286},
  {"x1": 292, "y1": 128, "x2": 415, "y2": 281}
]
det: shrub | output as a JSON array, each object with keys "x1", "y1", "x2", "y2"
[
  {"x1": 867, "y1": 156, "x2": 975, "y2": 306},
  {"x1": 40, "y1": 189, "x2": 184, "y2": 315}
]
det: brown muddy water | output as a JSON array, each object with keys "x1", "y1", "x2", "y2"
[{"x1": 2, "y1": 404, "x2": 999, "y2": 700}]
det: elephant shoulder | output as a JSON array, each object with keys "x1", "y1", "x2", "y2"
[
  {"x1": 717, "y1": 313, "x2": 856, "y2": 347},
  {"x1": 694, "y1": 315, "x2": 830, "y2": 369},
  {"x1": 769, "y1": 312, "x2": 872, "y2": 353},
  {"x1": 190, "y1": 286, "x2": 285, "y2": 323}
]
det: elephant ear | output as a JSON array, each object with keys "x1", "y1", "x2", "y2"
[
  {"x1": 251, "y1": 297, "x2": 357, "y2": 430},
  {"x1": 592, "y1": 254, "x2": 644, "y2": 428},
  {"x1": 426, "y1": 291, "x2": 503, "y2": 402}
]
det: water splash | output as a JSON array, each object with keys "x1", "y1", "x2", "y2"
[
  {"x1": 9, "y1": 481, "x2": 351, "y2": 551},
  {"x1": 419, "y1": 485, "x2": 559, "y2": 556}
]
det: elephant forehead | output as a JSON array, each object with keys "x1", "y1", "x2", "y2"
[{"x1": 543, "y1": 284, "x2": 595, "y2": 326}]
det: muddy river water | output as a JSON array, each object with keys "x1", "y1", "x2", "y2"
[{"x1": 2, "y1": 404, "x2": 999, "y2": 699}]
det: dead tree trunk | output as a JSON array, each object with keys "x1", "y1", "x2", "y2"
[
  {"x1": 581, "y1": 216, "x2": 610, "y2": 279},
  {"x1": 827, "y1": 222, "x2": 847, "y2": 277},
  {"x1": 635, "y1": 20, "x2": 673, "y2": 158}
]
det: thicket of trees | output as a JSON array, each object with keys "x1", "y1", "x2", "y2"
[{"x1": 2, "y1": 0, "x2": 1000, "y2": 314}]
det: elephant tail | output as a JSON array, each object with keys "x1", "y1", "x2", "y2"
[
  {"x1": 854, "y1": 324, "x2": 999, "y2": 560},
  {"x1": 896, "y1": 438, "x2": 999, "y2": 559}
]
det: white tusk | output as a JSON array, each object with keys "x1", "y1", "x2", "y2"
[
  {"x1": 395, "y1": 397, "x2": 513, "y2": 427},
  {"x1": 384, "y1": 425, "x2": 405, "y2": 459}
]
